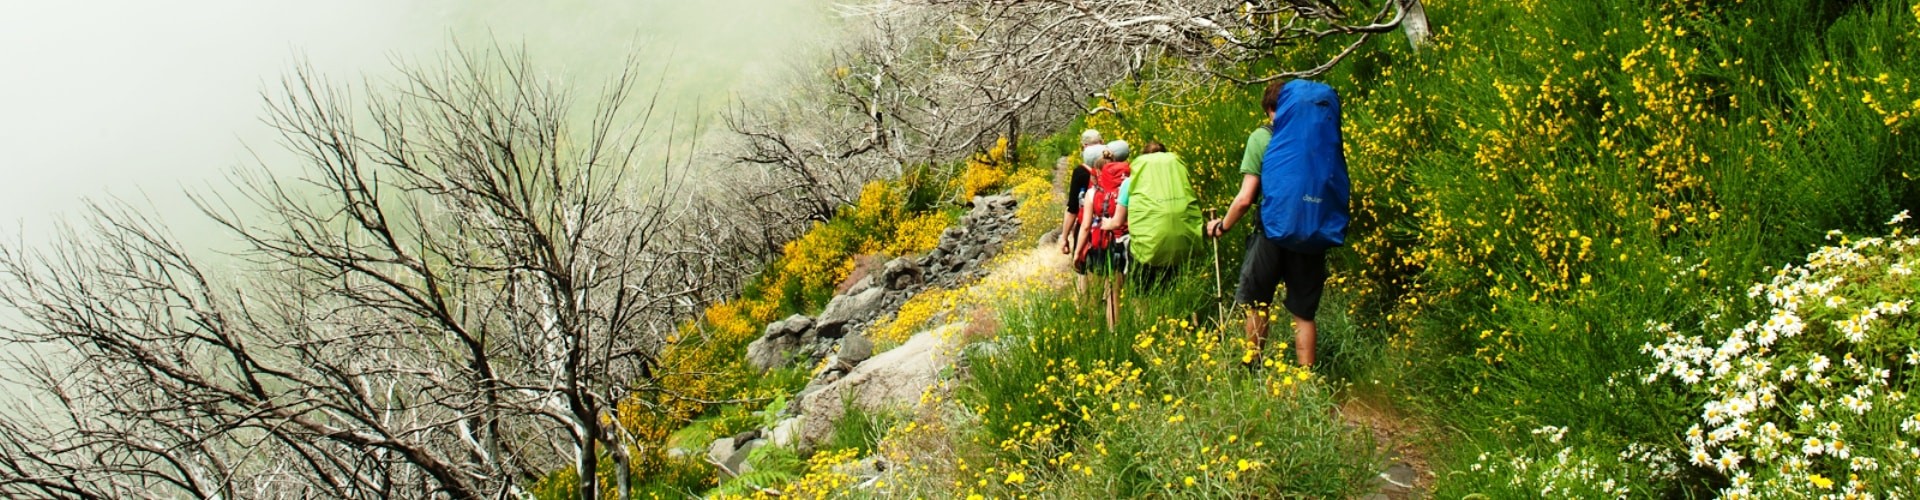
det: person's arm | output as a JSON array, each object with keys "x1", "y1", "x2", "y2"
[
  {"x1": 1101, "y1": 176, "x2": 1134, "y2": 231},
  {"x1": 1206, "y1": 174, "x2": 1260, "y2": 237},
  {"x1": 1060, "y1": 211, "x2": 1077, "y2": 253},
  {"x1": 1101, "y1": 204, "x2": 1127, "y2": 230},
  {"x1": 1074, "y1": 191, "x2": 1096, "y2": 254}
]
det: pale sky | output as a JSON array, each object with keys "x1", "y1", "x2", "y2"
[
  {"x1": 0, "y1": 0, "x2": 834, "y2": 406},
  {"x1": 0, "y1": 0, "x2": 829, "y2": 240}
]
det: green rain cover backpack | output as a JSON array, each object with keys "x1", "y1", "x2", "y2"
[{"x1": 1125, "y1": 152, "x2": 1202, "y2": 267}]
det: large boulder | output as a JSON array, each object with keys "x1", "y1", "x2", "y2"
[
  {"x1": 726, "y1": 439, "x2": 764, "y2": 477},
  {"x1": 707, "y1": 437, "x2": 737, "y2": 475},
  {"x1": 796, "y1": 323, "x2": 961, "y2": 448},
  {"x1": 838, "y1": 332, "x2": 874, "y2": 365},
  {"x1": 745, "y1": 336, "x2": 796, "y2": 372},
  {"x1": 768, "y1": 417, "x2": 804, "y2": 447},
  {"x1": 746, "y1": 314, "x2": 814, "y2": 371},
  {"x1": 812, "y1": 287, "x2": 886, "y2": 340}
]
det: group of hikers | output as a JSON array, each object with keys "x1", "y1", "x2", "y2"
[{"x1": 1057, "y1": 79, "x2": 1351, "y2": 369}]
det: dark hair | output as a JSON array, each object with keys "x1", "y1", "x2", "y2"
[
  {"x1": 1143, "y1": 142, "x2": 1167, "y2": 154},
  {"x1": 1261, "y1": 79, "x2": 1286, "y2": 114}
]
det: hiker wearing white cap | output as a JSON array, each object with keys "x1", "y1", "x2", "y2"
[{"x1": 1061, "y1": 129, "x2": 1105, "y2": 257}]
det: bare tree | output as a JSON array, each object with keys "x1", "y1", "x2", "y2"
[
  {"x1": 865, "y1": 0, "x2": 1424, "y2": 84},
  {"x1": 723, "y1": 0, "x2": 1422, "y2": 221},
  {"x1": 0, "y1": 48, "x2": 731, "y2": 499}
]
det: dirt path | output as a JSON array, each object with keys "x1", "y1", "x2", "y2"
[{"x1": 1341, "y1": 393, "x2": 1434, "y2": 499}]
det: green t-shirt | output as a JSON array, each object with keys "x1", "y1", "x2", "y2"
[{"x1": 1240, "y1": 125, "x2": 1270, "y2": 177}]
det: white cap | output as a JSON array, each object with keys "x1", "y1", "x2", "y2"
[
  {"x1": 1105, "y1": 140, "x2": 1130, "y2": 161},
  {"x1": 1080, "y1": 129, "x2": 1104, "y2": 146},
  {"x1": 1081, "y1": 144, "x2": 1109, "y2": 166}
]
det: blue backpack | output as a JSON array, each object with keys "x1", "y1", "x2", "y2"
[{"x1": 1259, "y1": 80, "x2": 1351, "y2": 253}]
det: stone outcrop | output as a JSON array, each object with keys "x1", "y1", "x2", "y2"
[
  {"x1": 795, "y1": 324, "x2": 960, "y2": 448},
  {"x1": 745, "y1": 314, "x2": 813, "y2": 371},
  {"x1": 919, "y1": 196, "x2": 1020, "y2": 288},
  {"x1": 739, "y1": 195, "x2": 1020, "y2": 373},
  {"x1": 713, "y1": 193, "x2": 1021, "y2": 478}
]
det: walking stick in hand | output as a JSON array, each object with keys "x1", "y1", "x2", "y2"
[{"x1": 1205, "y1": 208, "x2": 1225, "y2": 325}]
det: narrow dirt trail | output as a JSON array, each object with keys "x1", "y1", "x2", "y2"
[{"x1": 1342, "y1": 394, "x2": 1434, "y2": 499}]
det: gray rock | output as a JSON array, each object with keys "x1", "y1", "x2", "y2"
[
  {"x1": 746, "y1": 314, "x2": 816, "y2": 371},
  {"x1": 707, "y1": 437, "x2": 737, "y2": 474},
  {"x1": 845, "y1": 273, "x2": 877, "y2": 296},
  {"x1": 793, "y1": 384, "x2": 829, "y2": 414},
  {"x1": 797, "y1": 324, "x2": 961, "y2": 448},
  {"x1": 1040, "y1": 228, "x2": 1060, "y2": 245},
  {"x1": 666, "y1": 447, "x2": 692, "y2": 459},
  {"x1": 817, "y1": 287, "x2": 886, "y2": 332},
  {"x1": 771, "y1": 314, "x2": 814, "y2": 338},
  {"x1": 745, "y1": 335, "x2": 800, "y2": 372},
  {"x1": 725, "y1": 439, "x2": 765, "y2": 477},
  {"x1": 1381, "y1": 463, "x2": 1416, "y2": 492},
  {"x1": 838, "y1": 333, "x2": 874, "y2": 365},
  {"x1": 768, "y1": 417, "x2": 804, "y2": 447},
  {"x1": 1366, "y1": 462, "x2": 1417, "y2": 497},
  {"x1": 881, "y1": 257, "x2": 925, "y2": 291}
]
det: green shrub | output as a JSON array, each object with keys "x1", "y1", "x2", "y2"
[{"x1": 826, "y1": 405, "x2": 892, "y2": 456}]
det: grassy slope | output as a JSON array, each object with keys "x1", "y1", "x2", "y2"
[
  {"x1": 1016, "y1": 0, "x2": 1919, "y2": 496},
  {"x1": 594, "y1": 0, "x2": 1919, "y2": 496}
]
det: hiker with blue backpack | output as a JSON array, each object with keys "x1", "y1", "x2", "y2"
[{"x1": 1204, "y1": 79, "x2": 1352, "y2": 368}]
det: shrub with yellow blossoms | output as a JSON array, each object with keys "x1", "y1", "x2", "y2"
[
  {"x1": 1007, "y1": 172, "x2": 1060, "y2": 250},
  {"x1": 954, "y1": 137, "x2": 1013, "y2": 203},
  {"x1": 613, "y1": 173, "x2": 961, "y2": 492}
]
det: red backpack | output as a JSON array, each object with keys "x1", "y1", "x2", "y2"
[{"x1": 1076, "y1": 162, "x2": 1131, "y2": 264}]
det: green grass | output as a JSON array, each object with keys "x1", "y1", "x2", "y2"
[
  {"x1": 947, "y1": 264, "x2": 1380, "y2": 498},
  {"x1": 1061, "y1": 0, "x2": 1919, "y2": 496}
]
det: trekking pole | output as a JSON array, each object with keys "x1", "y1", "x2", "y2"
[{"x1": 1206, "y1": 208, "x2": 1226, "y2": 326}]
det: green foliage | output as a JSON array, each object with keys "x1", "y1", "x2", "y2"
[
  {"x1": 950, "y1": 269, "x2": 1378, "y2": 498},
  {"x1": 711, "y1": 445, "x2": 805, "y2": 497},
  {"x1": 1069, "y1": 0, "x2": 1917, "y2": 496},
  {"x1": 826, "y1": 404, "x2": 891, "y2": 456}
]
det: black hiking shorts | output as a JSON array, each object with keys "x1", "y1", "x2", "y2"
[{"x1": 1234, "y1": 232, "x2": 1328, "y2": 321}]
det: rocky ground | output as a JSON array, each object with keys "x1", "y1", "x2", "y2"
[{"x1": 714, "y1": 195, "x2": 1021, "y2": 476}]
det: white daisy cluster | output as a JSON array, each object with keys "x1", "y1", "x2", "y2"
[
  {"x1": 1645, "y1": 215, "x2": 1919, "y2": 498},
  {"x1": 1466, "y1": 429, "x2": 1643, "y2": 499}
]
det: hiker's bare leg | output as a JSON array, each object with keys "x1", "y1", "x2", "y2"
[
  {"x1": 1104, "y1": 271, "x2": 1124, "y2": 330},
  {"x1": 1293, "y1": 315, "x2": 1317, "y2": 367},
  {"x1": 1245, "y1": 305, "x2": 1269, "y2": 354}
]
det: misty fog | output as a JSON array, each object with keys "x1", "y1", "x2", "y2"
[
  {"x1": 0, "y1": 0, "x2": 834, "y2": 242},
  {"x1": 0, "y1": 0, "x2": 835, "y2": 408}
]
